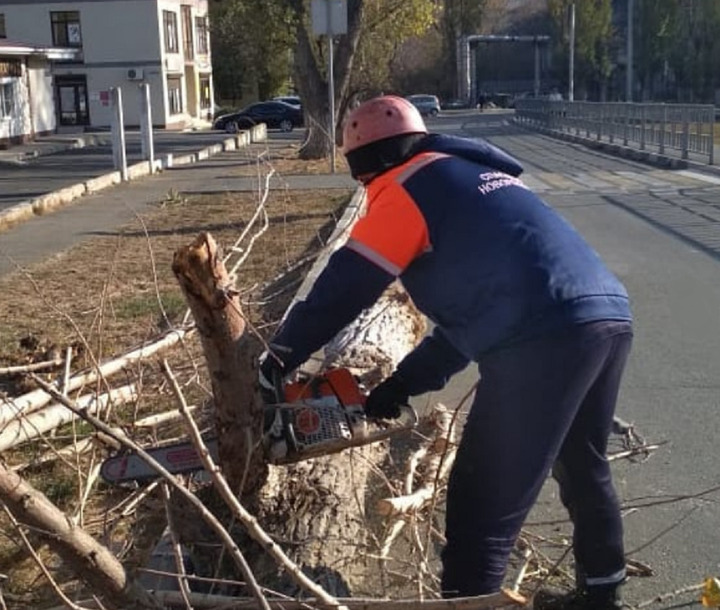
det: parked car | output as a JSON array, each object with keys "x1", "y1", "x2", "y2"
[
  {"x1": 441, "y1": 98, "x2": 470, "y2": 110},
  {"x1": 272, "y1": 95, "x2": 302, "y2": 108},
  {"x1": 213, "y1": 101, "x2": 304, "y2": 133},
  {"x1": 406, "y1": 94, "x2": 441, "y2": 117}
]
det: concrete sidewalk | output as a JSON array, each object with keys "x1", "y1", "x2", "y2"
[{"x1": 0, "y1": 130, "x2": 357, "y2": 277}]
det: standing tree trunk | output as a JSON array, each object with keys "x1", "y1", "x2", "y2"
[{"x1": 293, "y1": 0, "x2": 365, "y2": 159}]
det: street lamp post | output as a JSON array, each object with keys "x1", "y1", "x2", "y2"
[
  {"x1": 311, "y1": 0, "x2": 347, "y2": 174},
  {"x1": 568, "y1": 2, "x2": 575, "y2": 102},
  {"x1": 626, "y1": 0, "x2": 634, "y2": 102}
]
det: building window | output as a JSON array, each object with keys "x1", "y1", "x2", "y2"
[
  {"x1": 51, "y1": 11, "x2": 82, "y2": 47},
  {"x1": 199, "y1": 77, "x2": 211, "y2": 110},
  {"x1": 167, "y1": 77, "x2": 182, "y2": 114},
  {"x1": 163, "y1": 10, "x2": 179, "y2": 54},
  {"x1": 0, "y1": 14, "x2": 6, "y2": 39},
  {"x1": 181, "y1": 6, "x2": 194, "y2": 59},
  {"x1": 0, "y1": 80, "x2": 15, "y2": 118},
  {"x1": 195, "y1": 16, "x2": 209, "y2": 55}
]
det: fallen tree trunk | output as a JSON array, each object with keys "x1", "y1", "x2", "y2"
[
  {"x1": 150, "y1": 589, "x2": 526, "y2": 609},
  {"x1": 46, "y1": 589, "x2": 525, "y2": 610},
  {"x1": 0, "y1": 384, "x2": 137, "y2": 451}
]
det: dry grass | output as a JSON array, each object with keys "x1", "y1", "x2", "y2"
[{"x1": 0, "y1": 146, "x2": 355, "y2": 608}]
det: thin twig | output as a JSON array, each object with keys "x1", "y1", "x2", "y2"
[
  {"x1": 525, "y1": 544, "x2": 574, "y2": 599},
  {"x1": 635, "y1": 583, "x2": 704, "y2": 609},
  {"x1": 0, "y1": 358, "x2": 64, "y2": 375},
  {"x1": 225, "y1": 168, "x2": 274, "y2": 277},
  {"x1": 511, "y1": 546, "x2": 533, "y2": 593},
  {"x1": 608, "y1": 442, "x2": 664, "y2": 462},
  {"x1": 63, "y1": 346, "x2": 73, "y2": 396}
]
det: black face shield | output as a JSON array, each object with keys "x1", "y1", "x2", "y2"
[{"x1": 345, "y1": 133, "x2": 427, "y2": 180}]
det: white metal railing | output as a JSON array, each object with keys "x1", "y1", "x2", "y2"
[{"x1": 514, "y1": 100, "x2": 716, "y2": 165}]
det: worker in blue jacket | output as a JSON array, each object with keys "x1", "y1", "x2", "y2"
[{"x1": 260, "y1": 95, "x2": 633, "y2": 610}]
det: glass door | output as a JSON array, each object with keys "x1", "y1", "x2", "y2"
[{"x1": 55, "y1": 75, "x2": 89, "y2": 126}]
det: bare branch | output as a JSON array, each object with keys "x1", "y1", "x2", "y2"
[
  {"x1": 0, "y1": 384, "x2": 137, "y2": 451},
  {"x1": 2, "y1": 504, "x2": 88, "y2": 610},
  {"x1": 160, "y1": 483, "x2": 193, "y2": 608},
  {"x1": 0, "y1": 358, "x2": 64, "y2": 375},
  {"x1": 0, "y1": 458, "x2": 160, "y2": 609}
]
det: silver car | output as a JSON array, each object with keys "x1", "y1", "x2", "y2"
[{"x1": 406, "y1": 94, "x2": 441, "y2": 117}]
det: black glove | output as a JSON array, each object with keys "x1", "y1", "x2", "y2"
[
  {"x1": 259, "y1": 352, "x2": 285, "y2": 403},
  {"x1": 365, "y1": 375, "x2": 409, "y2": 420}
]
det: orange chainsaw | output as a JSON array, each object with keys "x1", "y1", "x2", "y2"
[{"x1": 100, "y1": 368, "x2": 417, "y2": 484}]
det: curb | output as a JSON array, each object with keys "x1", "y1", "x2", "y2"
[{"x1": 0, "y1": 124, "x2": 267, "y2": 234}]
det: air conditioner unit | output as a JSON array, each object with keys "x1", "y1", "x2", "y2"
[{"x1": 126, "y1": 68, "x2": 144, "y2": 81}]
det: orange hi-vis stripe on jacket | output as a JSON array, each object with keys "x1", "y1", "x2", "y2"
[{"x1": 346, "y1": 152, "x2": 447, "y2": 276}]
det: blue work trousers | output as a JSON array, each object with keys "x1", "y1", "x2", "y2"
[{"x1": 440, "y1": 320, "x2": 633, "y2": 597}]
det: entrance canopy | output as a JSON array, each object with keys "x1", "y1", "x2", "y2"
[
  {"x1": 0, "y1": 40, "x2": 80, "y2": 61},
  {"x1": 457, "y1": 34, "x2": 551, "y2": 104}
]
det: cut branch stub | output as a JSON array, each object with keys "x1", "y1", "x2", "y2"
[{"x1": 172, "y1": 232, "x2": 267, "y2": 494}]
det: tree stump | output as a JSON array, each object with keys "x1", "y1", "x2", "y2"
[
  {"x1": 172, "y1": 232, "x2": 268, "y2": 495},
  {"x1": 172, "y1": 232, "x2": 428, "y2": 597}
]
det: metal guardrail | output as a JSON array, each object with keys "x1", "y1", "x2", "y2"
[{"x1": 515, "y1": 100, "x2": 715, "y2": 165}]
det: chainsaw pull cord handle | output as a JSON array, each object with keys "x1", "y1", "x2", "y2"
[{"x1": 270, "y1": 366, "x2": 285, "y2": 403}]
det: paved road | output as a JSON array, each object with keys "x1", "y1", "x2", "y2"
[
  {"x1": 3, "y1": 112, "x2": 720, "y2": 604},
  {"x1": 416, "y1": 112, "x2": 720, "y2": 605}
]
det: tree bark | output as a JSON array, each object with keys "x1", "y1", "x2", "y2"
[
  {"x1": 171, "y1": 232, "x2": 268, "y2": 495},
  {"x1": 251, "y1": 285, "x2": 427, "y2": 597}
]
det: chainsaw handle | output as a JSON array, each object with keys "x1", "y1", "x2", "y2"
[
  {"x1": 271, "y1": 367, "x2": 285, "y2": 403},
  {"x1": 367, "y1": 404, "x2": 418, "y2": 429},
  {"x1": 398, "y1": 404, "x2": 418, "y2": 428}
]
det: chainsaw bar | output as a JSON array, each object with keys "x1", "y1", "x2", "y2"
[{"x1": 100, "y1": 438, "x2": 219, "y2": 483}]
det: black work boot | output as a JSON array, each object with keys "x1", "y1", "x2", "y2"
[{"x1": 533, "y1": 584, "x2": 626, "y2": 610}]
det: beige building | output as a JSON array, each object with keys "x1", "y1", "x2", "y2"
[{"x1": 0, "y1": 0, "x2": 214, "y2": 132}]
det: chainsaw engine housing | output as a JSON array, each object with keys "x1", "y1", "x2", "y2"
[{"x1": 266, "y1": 368, "x2": 369, "y2": 463}]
